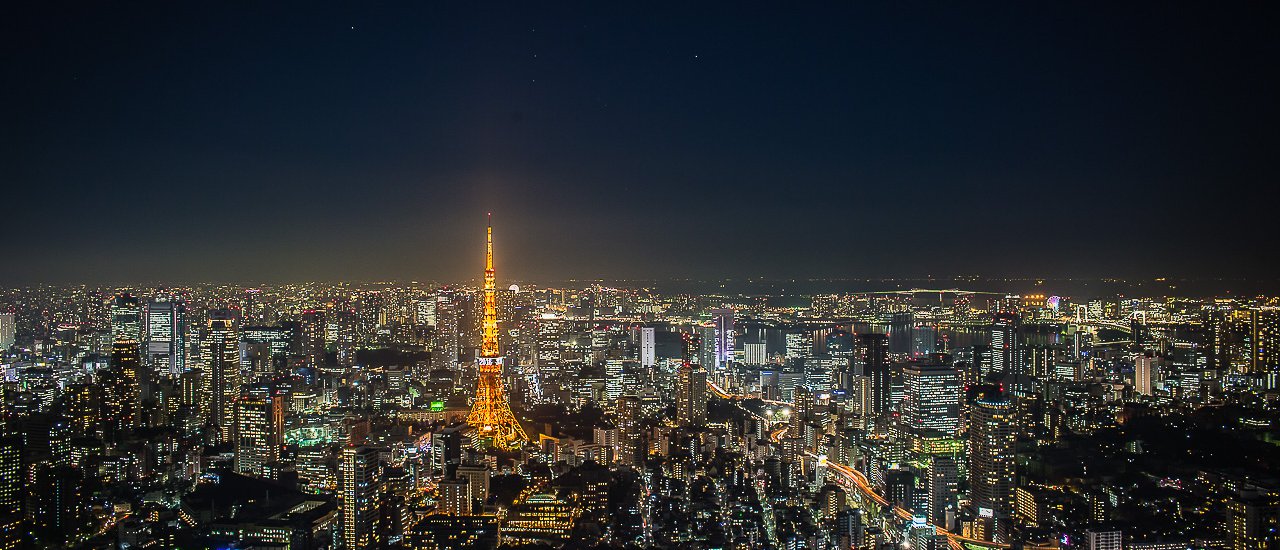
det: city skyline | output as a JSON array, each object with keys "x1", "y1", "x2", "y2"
[
  {"x1": 6, "y1": 3, "x2": 1279, "y2": 283},
  {"x1": 4, "y1": 4, "x2": 1280, "y2": 550}
]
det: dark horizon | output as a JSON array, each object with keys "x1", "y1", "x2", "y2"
[{"x1": 5, "y1": 3, "x2": 1277, "y2": 284}]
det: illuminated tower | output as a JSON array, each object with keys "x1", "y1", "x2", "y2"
[{"x1": 466, "y1": 215, "x2": 529, "y2": 449}]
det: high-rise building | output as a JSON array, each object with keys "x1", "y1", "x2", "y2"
[
  {"x1": 30, "y1": 464, "x2": 87, "y2": 547},
  {"x1": 433, "y1": 288, "x2": 460, "y2": 371},
  {"x1": 437, "y1": 477, "x2": 472, "y2": 516},
  {"x1": 617, "y1": 394, "x2": 642, "y2": 465},
  {"x1": 0, "y1": 313, "x2": 14, "y2": 350},
  {"x1": 639, "y1": 327, "x2": 656, "y2": 369},
  {"x1": 242, "y1": 325, "x2": 293, "y2": 380},
  {"x1": 341, "y1": 446, "x2": 383, "y2": 550},
  {"x1": 234, "y1": 385, "x2": 284, "y2": 478},
  {"x1": 902, "y1": 362, "x2": 962, "y2": 436},
  {"x1": 466, "y1": 216, "x2": 529, "y2": 449},
  {"x1": 676, "y1": 362, "x2": 708, "y2": 427},
  {"x1": 711, "y1": 308, "x2": 734, "y2": 369},
  {"x1": 144, "y1": 299, "x2": 186, "y2": 378},
  {"x1": 991, "y1": 312, "x2": 1022, "y2": 376},
  {"x1": 744, "y1": 342, "x2": 767, "y2": 365},
  {"x1": 1227, "y1": 493, "x2": 1280, "y2": 550},
  {"x1": 856, "y1": 333, "x2": 890, "y2": 417},
  {"x1": 697, "y1": 324, "x2": 717, "y2": 368},
  {"x1": 969, "y1": 395, "x2": 1016, "y2": 542},
  {"x1": 103, "y1": 340, "x2": 143, "y2": 433},
  {"x1": 455, "y1": 463, "x2": 490, "y2": 513},
  {"x1": 207, "y1": 309, "x2": 240, "y2": 442},
  {"x1": 1250, "y1": 308, "x2": 1280, "y2": 373},
  {"x1": 1134, "y1": 353, "x2": 1156, "y2": 396},
  {"x1": 111, "y1": 293, "x2": 143, "y2": 342},
  {"x1": 0, "y1": 435, "x2": 21, "y2": 550},
  {"x1": 926, "y1": 455, "x2": 959, "y2": 528},
  {"x1": 299, "y1": 309, "x2": 326, "y2": 369}
]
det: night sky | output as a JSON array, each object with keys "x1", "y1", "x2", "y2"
[{"x1": 4, "y1": 3, "x2": 1277, "y2": 284}]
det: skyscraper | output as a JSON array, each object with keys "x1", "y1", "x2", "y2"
[
  {"x1": 0, "y1": 435, "x2": 21, "y2": 550},
  {"x1": 0, "y1": 313, "x2": 14, "y2": 350},
  {"x1": 111, "y1": 293, "x2": 143, "y2": 342},
  {"x1": 639, "y1": 326, "x2": 656, "y2": 369},
  {"x1": 466, "y1": 216, "x2": 529, "y2": 449},
  {"x1": 676, "y1": 362, "x2": 708, "y2": 427},
  {"x1": 207, "y1": 309, "x2": 240, "y2": 442},
  {"x1": 991, "y1": 312, "x2": 1022, "y2": 376},
  {"x1": 299, "y1": 309, "x2": 326, "y2": 369},
  {"x1": 969, "y1": 395, "x2": 1016, "y2": 542},
  {"x1": 341, "y1": 445, "x2": 383, "y2": 550},
  {"x1": 1134, "y1": 353, "x2": 1155, "y2": 396},
  {"x1": 902, "y1": 362, "x2": 962, "y2": 436},
  {"x1": 437, "y1": 476, "x2": 471, "y2": 515},
  {"x1": 145, "y1": 299, "x2": 186, "y2": 378},
  {"x1": 432, "y1": 288, "x2": 460, "y2": 371},
  {"x1": 103, "y1": 340, "x2": 143, "y2": 433},
  {"x1": 711, "y1": 307, "x2": 734, "y2": 369},
  {"x1": 856, "y1": 333, "x2": 890, "y2": 417},
  {"x1": 234, "y1": 385, "x2": 284, "y2": 478}
]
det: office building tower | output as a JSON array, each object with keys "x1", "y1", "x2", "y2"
[
  {"x1": 234, "y1": 386, "x2": 284, "y2": 478},
  {"x1": 111, "y1": 293, "x2": 143, "y2": 342},
  {"x1": 1134, "y1": 353, "x2": 1156, "y2": 396},
  {"x1": 103, "y1": 340, "x2": 143, "y2": 433},
  {"x1": 455, "y1": 463, "x2": 490, "y2": 513},
  {"x1": 207, "y1": 309, "x2": 240, "y2": 442},
  {"x1": 0, "y1": 313, "x2": 14, "y2": 350},
  {"x1": 991, "y1": 312, "x2": 1022, "y2": 375},
  {"x1": 30, "y1": 464, "x2": 87, "y2": 547},
  {"x1": 744, "y1": 342, "x2": 767, "y2": 365},
  {"x1": 1227, "y1": 493, "x2": 1280, "y2": 550},
  {"x1": 433, "y1": 288, "x2": 460, "y2": 371},
  {"x1": 676, "y1": 362, "x2": 708, "y2": 427},
  {"x1": 640, "y1": 327, "x2": 656, "y2": 369},
  {"x1": 437, "y1": 476, "x2": 472, "y2": 516},
  {"x1": 927, "y1": 455, "x2": 959, "y2": 528},
  {"x1": 617, "y1": 394, "x2": 642, "y2": 465},
  {"x1": 711, "y1": 307, "x2": 734, "y2": 369},
  {"x1": 242, "y1": 325, "x2": 293, "y2": 380},
  {"x1": 341, "y1": 446, "x2": 383, "y2": 550},
  {"x1": 145, "y1": 299, "x2": 186, "y2": 378},
  {"x1": 299, "y1": 309, "x2": 326, "y2": 368},
  {"x1": 856, "y1": 333, "x2": 890, "y2": 417},
  {"x1": 969, "y1": 395, "x2": 1016, "y2": 542},
  {"x1": 0, "y1": 435, "x2": 20, "y2": 550},
  {"x1": 902, "y1": 362, "x2": 962, "y2": 436},
  {"x1": 697, "y1": 324, "x2": 717, "y2": 368},
  {"x1": 1251, "y1": 308, "x2": 1280, "y2": 373},
  {"x1": 834, "y1": 508, "x2": 864, "y2": 550}
]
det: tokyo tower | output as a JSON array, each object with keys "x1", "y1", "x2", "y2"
[{"x1": 465, "y1": 214, "x2": 529, "y2": 449}]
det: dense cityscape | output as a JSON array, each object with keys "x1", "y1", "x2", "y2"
[
  {"x1": 0, "y1": 219, "x2": 1277, "y2": 549},
  {"x1": 7, "y1": 3, "x2": 1280, "y2": 550}
]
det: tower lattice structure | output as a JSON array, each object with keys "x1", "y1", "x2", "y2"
[{"x1": 466, "y1": 215, "x2": 529, "y2": 449}]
